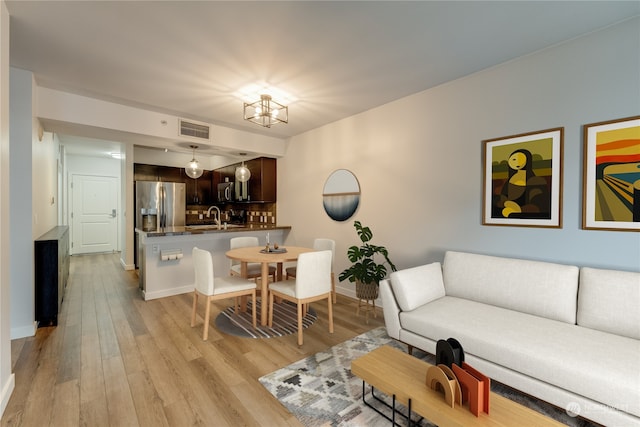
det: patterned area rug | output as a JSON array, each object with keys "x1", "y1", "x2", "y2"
[
  {"x1": 215, "y1": 299, "x2": 317, "y2": 338},
  {"x1": 259, "y1": 327, "x2": 598, "y2": 427}
]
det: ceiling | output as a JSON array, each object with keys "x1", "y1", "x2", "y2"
[{"x1": 6, "y1": 1, "x2": 639, "y2": 157}]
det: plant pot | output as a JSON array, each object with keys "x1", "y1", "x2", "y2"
[{"x1": 355, "y1": 280, "x2": 379, "y2": 301}]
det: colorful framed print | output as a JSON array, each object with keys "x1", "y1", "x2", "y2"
[
  {"x1": 582, "y1": 115, "x2": 640, "y2": 231},
  {"x1": 483, "y1": 128, "x2": 563, "y2": 228}
]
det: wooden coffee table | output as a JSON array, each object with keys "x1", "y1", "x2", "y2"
[{"x1": 351, "y1": 345, "x2": 565, "y2": 426}]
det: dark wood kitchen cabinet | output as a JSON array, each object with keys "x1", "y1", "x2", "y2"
[
  {"x1": 185, "y1": 170, "x2": 213, "y2": 204},
  {"x1": 35, "y1": 226, "x2": 69, "y2": 326},
  {"x1": 134, "y1": 163, "x2": 185, "y2": 183},
  {"x1": 247, "y1": 157, "x2": 277, "y2": 202},
  {"x1": 135, "y1": 163, "x2": 214, "y2": 205},
  {"x1": 212, "y1": 157, "x2": 276, "y2": 202}
]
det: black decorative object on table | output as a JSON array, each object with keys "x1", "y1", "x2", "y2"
[{"x1": 436, "y1": 338, "x2": 465, "y2": 368}]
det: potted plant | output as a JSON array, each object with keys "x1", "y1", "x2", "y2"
[{"x1": 339, "y1": 220, "x2": 397, "y2": 300}]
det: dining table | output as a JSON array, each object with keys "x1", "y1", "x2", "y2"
[{"x1": 225, "y1": 245, "x2": 314, "y2": 326}]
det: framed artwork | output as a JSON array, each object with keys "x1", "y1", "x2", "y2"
[
  {"x1": 322, "y1": 169, "x2": 361, "y2": 221},
  {"x1": 582, "y1": 115, "x2": 640, "y2": 231},
  {"x1": 483, "y1": 128, "x2": 563, "y2": 228}
]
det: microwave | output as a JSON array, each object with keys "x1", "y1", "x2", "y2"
[{"x1": 217, "y1": 182, "x2": 234, "y2": 202}]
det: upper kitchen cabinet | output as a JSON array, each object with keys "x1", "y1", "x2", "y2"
[
  {"x1": 212, "y1": 157, "x2": 277, "y2": 203},
  {"x1": 185, "y1": 170, "x2": 213, "y2": 205},
  {"x1": 247, "y1": 157, "x2": 277, "y2": 202},
  {"x1": 134, "y1": 163, "x2": 185, "y2": 183},
  {"x1": 157, "y1": 165, "x2": 184, "y2": 183},
  {"x1": 134, "y1": 163, "x2": 161, "y2": 181},
  {"x1": 135, "y1": 163, "x2": 214, "y2": 205}
]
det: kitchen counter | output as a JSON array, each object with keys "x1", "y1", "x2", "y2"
[
  {"x1": 136, "y1": 225, "x2": 290, "y2": 300},
  {"x1": 141, "y1": 224, "x2": 291, "y2": 237}
]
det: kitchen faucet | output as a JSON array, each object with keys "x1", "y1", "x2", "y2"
[{"x1": 206, "y1": 205, "x2": 222, "y2": 229}]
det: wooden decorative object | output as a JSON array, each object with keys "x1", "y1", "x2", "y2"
[
  {"x1": 438, "y1": 364, "x2": 462, "y2": 406},
  {"x1": 426, "y1": 365, "x2": 461, "y2": 408},
  {"x1": 452, "y1": 363, "x2": 490, "y2": 417}
]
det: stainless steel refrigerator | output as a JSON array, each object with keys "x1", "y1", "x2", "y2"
[{"x1": 135, "y1": 181, "x2": 186, "y2": 231}]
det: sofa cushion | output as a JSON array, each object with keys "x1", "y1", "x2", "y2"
[
  {"x1": 399, "y1": 296, "x2": 640, "y2": 418},
  {"x1": 578, "y1": 267, "x2": 640, "y2": 340},
  {"x1": 442, "y1": 251, "x2": 579, "y2": 324},
  {"x1": 390, "y1": 262, "x2": 445, "y2": 311}
]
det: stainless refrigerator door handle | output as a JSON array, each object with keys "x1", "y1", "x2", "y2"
[{"x1": 159, "y1": 186, "x2": 165, "y2": 228}]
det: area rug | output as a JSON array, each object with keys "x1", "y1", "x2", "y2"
[
  {"x1": 215, "y1": 299, "x2": 317, "y2": 338},
  {"x1": 259, "y1": 327, "x2": 597, "y2": 427}
]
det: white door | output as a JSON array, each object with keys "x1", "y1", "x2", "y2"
[{"x1": 71, "y1": 174, "x2": 118, "y2": 254}]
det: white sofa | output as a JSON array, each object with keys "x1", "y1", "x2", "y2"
[{"x1": 380, "y1": 251, "x2": 640, "y2": 427}]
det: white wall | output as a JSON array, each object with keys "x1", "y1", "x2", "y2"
[
  {"x1": 9, "y1": 69, "x2": 35, "y2": 339},
  {"x1": 0, "y1": 0, "x2": 15, "y2": 417},
  {"x1": 121, "y1": 144, "x2": 135, "y2": 269},
  {"x1": 32, "y1": 129, "x2": 59, "y2": 239},
  {"x1": 278, "y1": 17, "x2": 640, "y2": 298},
  {"x1": 8, "y1": 68, "x2": 60, "y2": 341}
]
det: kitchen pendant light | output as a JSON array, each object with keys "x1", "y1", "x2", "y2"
[
  {"x1": 185, "y1": 145, "x2": 203, "y2": 179},
  {"x1": 235, "y1": 161, "x2": 251, "y2": 183}
]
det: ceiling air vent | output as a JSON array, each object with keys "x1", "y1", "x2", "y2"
[{"x1": 179, "y1": 119, "x2": 210, "y2": 140}]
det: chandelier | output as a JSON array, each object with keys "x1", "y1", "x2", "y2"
[{"x1": 243, "y1": 94, "x2": 288, "y2": 128}]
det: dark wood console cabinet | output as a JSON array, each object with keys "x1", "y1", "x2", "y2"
[{"x1": 35, "y1": 225, "x2": 69, "y2": 326}]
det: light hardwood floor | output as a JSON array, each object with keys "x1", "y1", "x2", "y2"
[{"x1": 2, "y1": 253, "x2": 385, "y2": 427}]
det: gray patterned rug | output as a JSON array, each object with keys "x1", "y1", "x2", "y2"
[
  {"x1": 215, "y1": 299, "x2": 317, "y2": 338},
  {"x1": 259, "y1": 327, "x2": 598, "y2": 427}
]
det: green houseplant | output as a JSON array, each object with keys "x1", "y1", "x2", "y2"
[{"x1": 339, "y1": 221, "x2": 397, "y2": 300}]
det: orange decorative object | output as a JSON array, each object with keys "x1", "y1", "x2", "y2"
[
  {"x1": 452, "y1": 363, "x2": 490, "y2": 417},
  {"x1": 463, "y1": 362, "x2": 490, "y2": 414}
]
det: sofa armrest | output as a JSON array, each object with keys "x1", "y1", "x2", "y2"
[{"x1": 380, "y1": 279, "x2": 401, "y2": 339}]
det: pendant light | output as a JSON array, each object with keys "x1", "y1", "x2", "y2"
[
  {"x1": 235, "y1": 162, "x2": 251, "y2": 183},
  {"x1": 185, "y1": 145, "x2": 203, "y2": 179},
  {"x1": 235, "y1": 153, "x2": 251, "y2": 183}
]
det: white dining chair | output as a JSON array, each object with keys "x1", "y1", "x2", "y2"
[
  {"x1": 229, "y1": 236, "x2": 276, "y2": 284},
  {"x1": 286, "y1": 238, "x2": 336, "y2": 303},
  {"x1": 268, "y1": 250, "x2": 334, "y2": 346},
  {"x1": 191, "y1": 247, "x2": 257, "y2": 340}
]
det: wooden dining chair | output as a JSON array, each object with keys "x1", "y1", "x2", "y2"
[
  {"x1": 268, "y1": 250, "x2": 334, "y2": 346},
  {"x1": 229, "y1": 236, "x2": 276, "y2": 284},
  {"x1": 285, "y1": 238, "x2": 336, "y2": 303},
  {"x1": 191, "y1": 247, "x2": 257, "y2": 340}
]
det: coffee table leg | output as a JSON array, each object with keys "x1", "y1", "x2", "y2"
[
  {"x1": 362, "y1": 380, "x2": 411, "y2": 427},
  {"x1": 392, "y1": 393, "x2": 396, "y2": 425},
  {"x1": 361, "y1": 381, "x2": 414, "y2": 427}
]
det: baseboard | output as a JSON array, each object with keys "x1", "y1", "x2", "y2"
[
  {"x1": 10, "y1": 321, "x2": 37, "y2": 340},
  {"x1": 0, "y1": 372, "x2": 15, "y2": 418},
  {"x1": 119, "y1": 257, "x2": 135, "y2": 270},
  {"x1": 142, "y1": 285, "x2": 193, "y2": 301}
]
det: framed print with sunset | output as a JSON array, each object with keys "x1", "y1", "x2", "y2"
[{"x1": 583, "y1": 116, "x2": 640, "y2": 231}]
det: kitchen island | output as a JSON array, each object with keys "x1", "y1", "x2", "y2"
[{"x1": 136, "y1": 225, "x2": 291, "y2": 300}]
